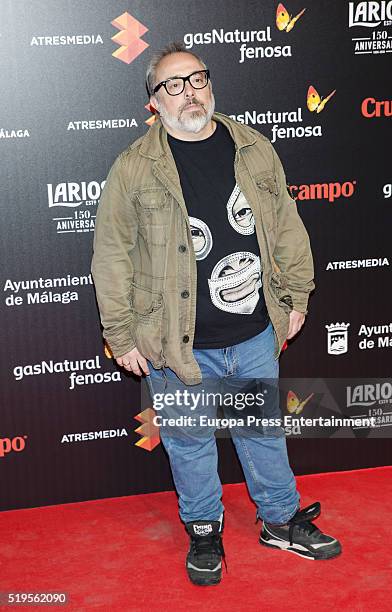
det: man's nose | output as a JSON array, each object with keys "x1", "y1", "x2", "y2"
[{"x1": 184, "y1": 80, "x2": 195, "y2": 97}]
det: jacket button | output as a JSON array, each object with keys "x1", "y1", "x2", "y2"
[
  {"x1": 182, "y1": 335, "x2": 190, "y2": 343},
  {"x1": 181, "y1": 290, "x2": 190, "y2": 299},
  {"x1": 178, "y1": 244, "x2": 187, "y2": 253}
]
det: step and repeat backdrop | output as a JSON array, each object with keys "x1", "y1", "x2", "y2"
[{"x1": 1, "y1": 1, "x2": 390, "y2": 510}]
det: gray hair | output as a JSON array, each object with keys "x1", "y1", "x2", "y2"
[{"x1": 146, "y1": 41, "x2": 207, "y2": 96}]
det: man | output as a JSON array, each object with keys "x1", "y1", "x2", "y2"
[{"x1": 91, "y1": 42, "x2": 341, "y2": 586}]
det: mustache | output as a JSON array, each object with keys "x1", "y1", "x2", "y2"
[{"x1": 179, "y1": 98, "x2": 206, "y2": 113}]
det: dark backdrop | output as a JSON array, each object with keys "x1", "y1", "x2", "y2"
[{"x1": 1, "y1": 0, "x2": 389, "y2": 510}]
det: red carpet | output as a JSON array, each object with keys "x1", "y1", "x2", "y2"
[{"x1": 1, "y1": 466, "x2": 391, "y2": 611}]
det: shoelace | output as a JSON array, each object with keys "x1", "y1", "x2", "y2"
[
  {"x1": 192, "y1": 535, "x2": 228, "y2": 572},
  {"x1": 288, "y1": 518, "x2": 320, "y2": 546},
  {"x1": 257, "y1": 501, "x2": 322, "y2": 546}
]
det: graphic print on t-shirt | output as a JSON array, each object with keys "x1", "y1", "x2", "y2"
[
  {"x1": 208, "y1": 251, "x2": 261, "y2": 314},
  {"x1": 168, "y1": 121, "x2": 269, "y2": 348},
  {"x1": 189, "y1": 216, "x2": 213, "y2": 260},
  {"x1": 189, "y1": 185, "x2": 261, "y2": 314},
  {"x1": 226, "y1": 184, "x2": 255, "y2": 235}
]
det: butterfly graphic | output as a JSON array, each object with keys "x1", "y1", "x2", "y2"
[
  {"x1": 307, "y1": 86, "x2": 336, "y2": 113},
  {"x1": 276, "y1": 3, "x2": 306, "y2": 32},
  {"x1": 287, "y1": 390, "x2": 314, "y2": 414}
]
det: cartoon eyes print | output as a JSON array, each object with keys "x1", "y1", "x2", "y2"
[
  {"x1": 189, "y1": 216, "x2": 213, "y2": 260},
  {"x1": 227, "y1": 185, "x2": 255, "y2": 235}
]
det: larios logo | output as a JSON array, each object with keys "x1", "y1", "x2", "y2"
[
  {"x1": 289, "y1": 180, "x2": 357, "y2": 203},
  {"x1": 346, "y1": 382, "x2": 392, "y2": 428},
  {"x1": 48, "y1": 180, "x2": 105, "y2": 208},
  {"x1": 111, "y1": 12, "x2": 149, "y2": 64},
  {"x1": 349, "y1": 1, "x2": 392, "y2": 27},
  {"x1": 349, "y1": 1, "x2": 392, "y2": 55},
  {"x1": 361, "y1": 97, "x2": 392, "y2": 117},
  {"x1": 347, "y1": 382, "x2": 392, "y2": 407},
  {"x1": 47, "y1": 180, "x2": 105, "y2": 235},
  {"x1": 0, "y1": 435, "x2": 27, "y2": 458}
]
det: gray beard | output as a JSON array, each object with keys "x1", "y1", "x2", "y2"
[{"x1": 157, "y1": 93, "x2": 215, "y2": 134}]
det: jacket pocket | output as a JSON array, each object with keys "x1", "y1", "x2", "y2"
[
  {"x1": 130, "y1": 282, "x2": 165, "y2": 366},
  {"x1": 135, "y1": 188, "x2": 168, "y2": 248},
  {"x1": 135, "y1": 187, "x2": 168, "y2": 210},
  {"x1": 130, "y1": 281, "x2": 163, "y2": 315}
]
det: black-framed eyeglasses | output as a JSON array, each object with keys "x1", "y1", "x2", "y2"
[{"x1": 152, "y1": 69, "x2": 210, "y2": 96}]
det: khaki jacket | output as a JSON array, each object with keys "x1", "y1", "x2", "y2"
[{"x1": 91, "y1": 112, "x2": 314, "y2": 384}]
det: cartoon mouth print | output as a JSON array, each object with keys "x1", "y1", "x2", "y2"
[
  {"x1": 226, "y1": 185, "x2": 255, "y2": 235},
  {"x1": 208, "y1": 252, "x2": 262, "y2": 314},
  {"x1": 189, "y1": 216, "x2": 213, "y2": 260}
]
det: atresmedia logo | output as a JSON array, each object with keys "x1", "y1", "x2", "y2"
[{"x1": 111, "y1": 12, "x2": 149, "y2": 64}]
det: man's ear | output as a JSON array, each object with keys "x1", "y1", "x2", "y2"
[{"x1": 150, "y1": 95, "x2": 159, "y2": 115}]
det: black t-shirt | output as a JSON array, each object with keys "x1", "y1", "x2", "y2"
[{"x1": 168, "y1": 121, "x2": 269, "y2": 348}]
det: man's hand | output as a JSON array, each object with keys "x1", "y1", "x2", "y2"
[
  {"x1": 287, "y1": 309, "x2": 306, "y2": 340},
  {"x1": 116, "y1": 347, "x2": 150, "y2": 376}
]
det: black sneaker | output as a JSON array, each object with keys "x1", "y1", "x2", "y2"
[
  {"x1": 259, "y1": 502, "x2": 342, "y2": 560},
  {"x1": 184, "y1": 516, "x2": 225, "y2": 586}
]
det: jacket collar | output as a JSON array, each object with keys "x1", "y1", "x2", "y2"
[{"x1": 138, "y1": 111, "x2": 257, "y2": 160}]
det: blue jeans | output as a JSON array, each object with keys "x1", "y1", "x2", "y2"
[{"x1": 146, "y1": 322, "x2": 300, "y2": 524}]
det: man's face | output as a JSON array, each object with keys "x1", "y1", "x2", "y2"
[{"x1": 151, "y1": 52, "x2": 215, "y2": 134}]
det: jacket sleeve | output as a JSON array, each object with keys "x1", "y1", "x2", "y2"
[
  {"x1": 91, "y1": 153, "x2": 138, "y2": 358},
  {"x1": 271, "y1": 144, "x2": 315, "y2": 314}
]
